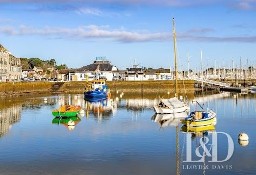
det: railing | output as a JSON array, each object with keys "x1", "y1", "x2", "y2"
[{"x1": 193, "y1": 77, "x2": 230, "y2": 87}]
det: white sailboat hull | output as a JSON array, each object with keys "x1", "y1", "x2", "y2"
[
  {"x1": 153, "y1": 97, "x2": 190, "y2": 114},
  {"x1": 154, "y1": 106, "x2": 190, "y2": 114}
]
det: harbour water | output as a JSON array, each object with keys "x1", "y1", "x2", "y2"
[{"x1": 0, "y1": 93, "x2": 255, "y2": 175}]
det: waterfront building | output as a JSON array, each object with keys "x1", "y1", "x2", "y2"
[
  {"x1": 0, "y1": 44, "x2": 22, "y2": 82},
  {"x1": 68, "y1": 57, "x2": 118, "y2": 81},
  {"x1": 67, "y1": 70, "x2": 93, "y2": 81},
  {"x1": 21, "y1": 69, "x2": 32, "y2": 80},
  {"x1": 21, "y1": 68, "x2": 41, "y2": 81},
  {"x1": 125, "y1": 66, "x2": 146, "y2": 81},
  {"x1": 123, "y1": 66, "x2": 173, "y2": 81},
  {"x1": 154, "y1": 68, "x2": 172, "y2": 80},
  {"x1": 57, "y1": 69, "x2": 69, "y2": 81}
]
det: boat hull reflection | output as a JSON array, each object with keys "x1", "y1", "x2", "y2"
[
  {"x1": 84, "y1": 98, "x2": 116, "y2": 118},
  {"x1": 152, "y1": 112, "x2": 188, "y2": 127},
  {"x1": 52, "y1": 116, "x2": 81, "y2": 130}
]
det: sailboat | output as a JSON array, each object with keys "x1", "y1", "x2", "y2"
[{"x1": 153, "y1": 18, "x2": 190, "y2": 115}]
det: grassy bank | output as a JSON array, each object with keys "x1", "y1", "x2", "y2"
[
  {"x1": 0, "y1": 80, "x2": 195, "y2": 97},
  {"x1": 107, "y1": 80, "x2": 194, "y2": 93},
  {"x1": 0, "y1": 82, "x2": 53, "y2": 96},
  {"x1": 107, "y1": 80, "x2": 195, "y2": 99}
]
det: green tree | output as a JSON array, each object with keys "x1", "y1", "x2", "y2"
[{"x1": 56, "y1": 64, "x2": 68, "y2": 70}]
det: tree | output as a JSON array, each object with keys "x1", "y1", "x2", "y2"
[
  {"x1": 56, "y1": 64, "x2": 68, "y2": 70},
  {"x1": 49, "y1": 59, "x2": 56, "y2": 66}
]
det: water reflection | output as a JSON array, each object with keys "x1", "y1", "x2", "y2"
[
  {"x1": 0, "y1": 104, "x2": 21, "y2": 137},
  {"x1": 84, "y1": 98, "x2": 117, "y2": 119},
  {"x1": 152, "y1": 113, "x2": 186, "y2": 127},
  {"x1": 181, "y1": 124, "x2": 215, "y2": 137},
  {"x1": 0, "y1": 93, "x2": 256, "y2": 175},
  {"x1": 52, "y1": 116, "x2": 81, "y2": 131},
  {"x1": 54, "y1": 94, "x2": 118, "y2": 120},
  {"x1": 181, "y1": 125, "x2": 216, "y2": 175}
]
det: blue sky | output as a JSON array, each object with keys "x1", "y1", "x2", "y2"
[{"x1": 0, "y1": 0, "x2": 256, "y2": 70}]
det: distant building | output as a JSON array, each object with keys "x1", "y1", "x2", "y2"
[
  {"x1": 68, "y1": 57, "x2": 118, "y2": 81},
  {"x1": 125, "y1": 66, "x2": 146, "y2": 81},
  {"x1": 57, "y1": 69, "x2": 69, "y2": 81},
  {"x1": 123, "y1": 66, "x2": 172, "y2": 81},
  {"x1": 21, "y1": 69, "x2": 35, "y2": 80},
  {"x1": 0, "y1": 44, "x2": 22, "y2": 82}
]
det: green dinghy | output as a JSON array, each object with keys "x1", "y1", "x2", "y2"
[{"x1": 52, "y1": 105, "x2": 81, "y2": 117}]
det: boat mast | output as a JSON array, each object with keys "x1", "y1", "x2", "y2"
[
  {"x1": 172, "y1": 18, "x2": 178, "y2": 96},
  {"x1": 173, "y1": 18, "x2": 180, "y2": 175}
]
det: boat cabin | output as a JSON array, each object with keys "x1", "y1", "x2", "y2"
[
  {"x1": 190, "y1": 111, "x2": 209, "y2": 120},
  {"x1": 85, "y1": 79, "x2": 108, "y2": 91}
]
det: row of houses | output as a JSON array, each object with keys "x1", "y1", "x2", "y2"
[
  {"x1": 65, "y1": 58, "x2": 174, "y2": 81},
  {"x1": 2, "y1": 43, "x2": 256, "y2": 82}
]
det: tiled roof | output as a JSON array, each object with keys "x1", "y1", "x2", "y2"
[
  {"x1": 58, "y1": 69, "x2": 69, "y2": 74},
  {"x1": 77, "y1": 63, "x2": 113, "y2": 71}
]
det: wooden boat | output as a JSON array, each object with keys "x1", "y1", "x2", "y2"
[
  {"x1": 181, "y1": 109, "x2": 216, "y2": 127},
  {"x1": 52, "y1": 105, "x2": 81, "y2": 117},
  {"x1": 153, "y1": 97, "x2": 190, "y2": 114},
  {"x1": 84, "y1": 79, "x2": 111, "y2": 100}
]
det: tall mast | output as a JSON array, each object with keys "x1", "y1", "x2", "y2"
[
  {"x1": 187, "y1": 53, "x2": 190, "y2": 79},
  {"x1": 172, "y1": 18, "x2": 178, "y2": 96},
  {"x1": 173, "y1": 18, "x2": 180, "y2": 175}
]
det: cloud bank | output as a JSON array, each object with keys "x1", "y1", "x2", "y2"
[
  {"x1": 1, "y1": 25, "x2": 256, "y2": 43},
  {"x1": 0, "y1": 25, "x2": 170, "y2": 42},
  {"x1": 1, "y1": 0, "x2": 255, "y2": 11},
  {"x1": 233, "y1": 0, "x2": 256, "y2": 10}
]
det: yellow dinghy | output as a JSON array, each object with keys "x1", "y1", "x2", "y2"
[{"x1": 181, "y1": 110, "x2": 216, "y2": 127}]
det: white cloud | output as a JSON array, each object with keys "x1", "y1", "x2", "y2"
[
  {"x1": 1, "y1": 0, "x2": 255, "y2": 12},
  {"x1": 0, "y1": 0, "x2": 221, "y2": 7},
  {"x1": 76, "y1": 7, "x2": 103, "y2": 16},
  {"x1": 0, "y1": 25, "x2": 170, "y2": 42},
  {"x1": 1, "y1": 25, "x2": 256, "y2": 43},
  {"x1": 234, "y1": 0, "x2": 256, "y2": 10}
]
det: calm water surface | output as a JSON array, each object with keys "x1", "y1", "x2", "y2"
[{"x1": 0, "y1": 93, "x2": 255, "y2": 175}]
